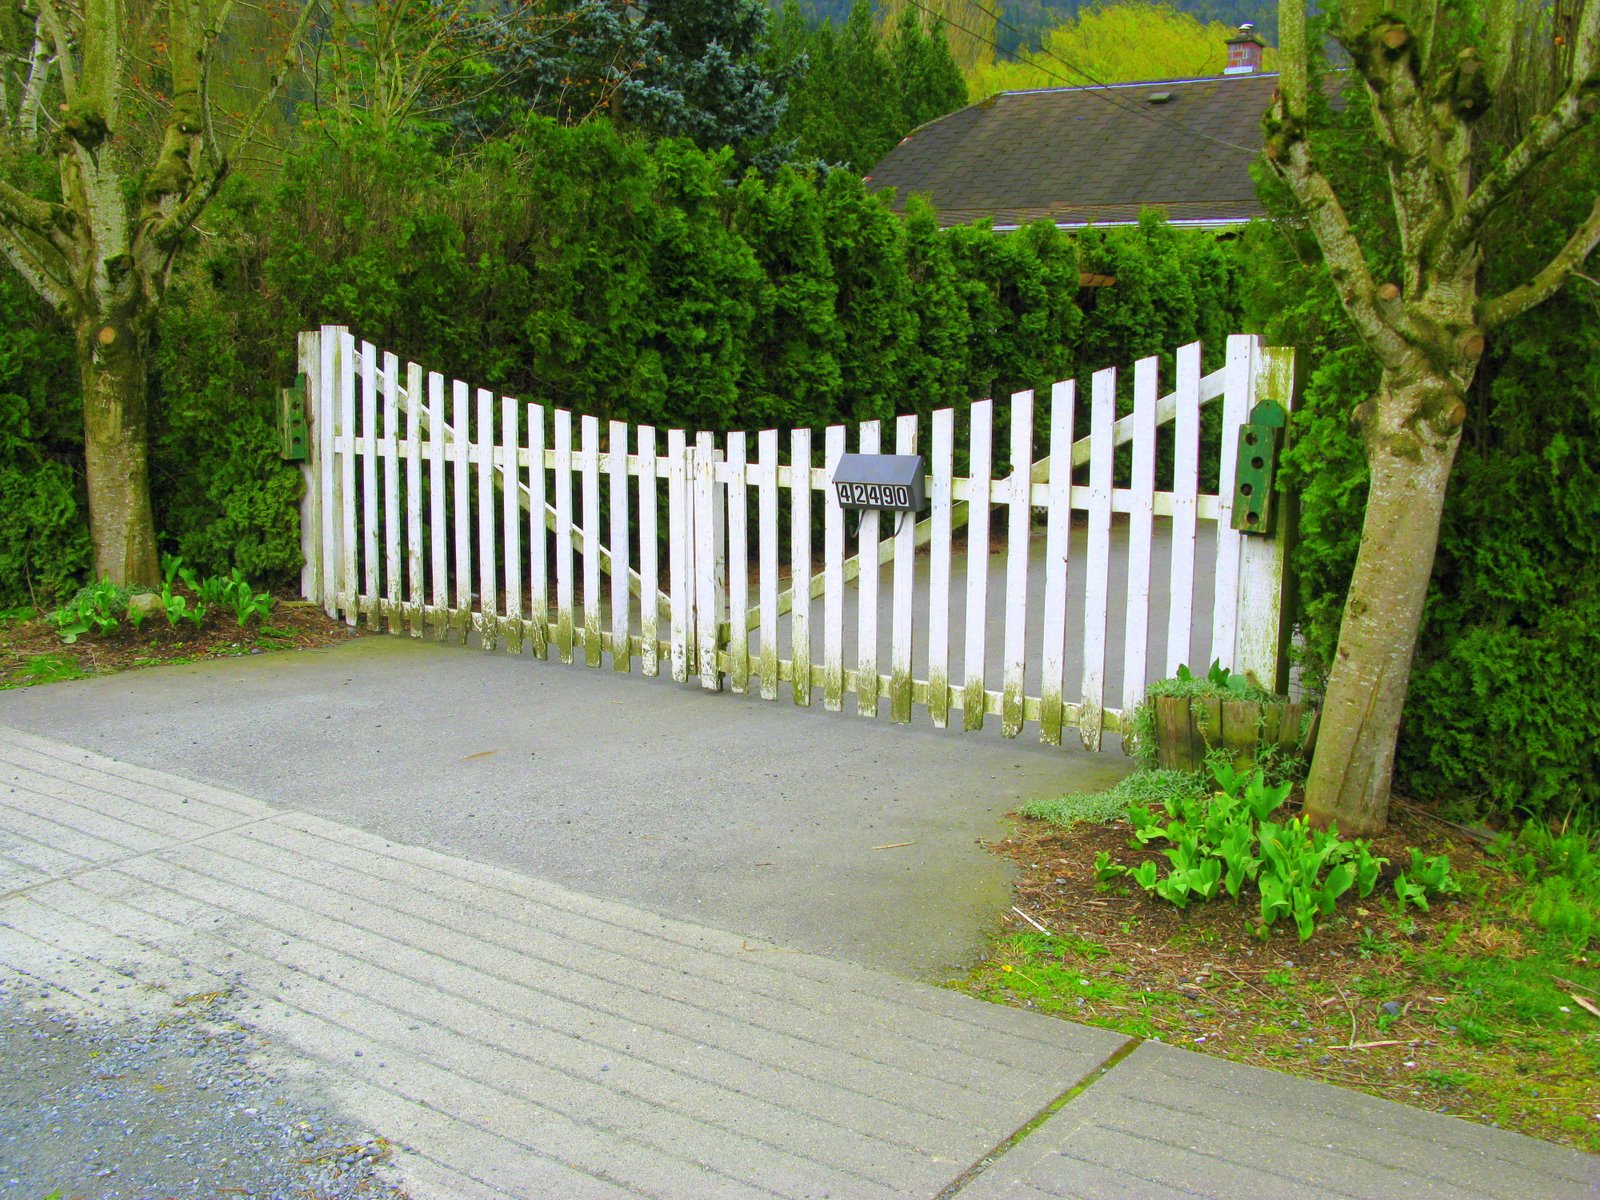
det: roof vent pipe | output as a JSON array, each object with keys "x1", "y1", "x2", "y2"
[{"x1": 1224, "y1": 23, "x2": 1265, "y2": 75}]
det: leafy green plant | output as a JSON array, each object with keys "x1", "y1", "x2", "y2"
[
  {"x1": 1094, "y1": 761, "x2": 1424, "y2": 940},
  {"x1": 50, "y1": 579, "x2": 128, "y2": 643},
  {"x1": 1394, "y1": 848, "x2": 1463, "y2": 913},
  {"x1": 217, "y1": 569, "x2": 274, "y2": 626},
  {"x1": 159, "y1": 582, "x2": 208, "y2": 629}
]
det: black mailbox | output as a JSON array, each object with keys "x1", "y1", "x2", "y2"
[{"x1": 832, "y1": 453, "x2": 927, "y2": 512}]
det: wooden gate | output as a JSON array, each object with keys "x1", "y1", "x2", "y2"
[{"x1": 292, "y1": 327, "x2": 1294, "y2": 750}]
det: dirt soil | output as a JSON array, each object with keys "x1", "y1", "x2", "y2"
[
  {"x1": 969, "y1": 802, "x2": 1600, "y2": 1152},
  {"x1": 0, "y1": 599, "x2": 356, "y2": 690}
]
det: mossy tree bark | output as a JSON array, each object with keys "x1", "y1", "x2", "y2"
[
  {"x1": 1270, "y1": 0, "x2": 1600, "y2": 833},
  {"x1": 0, "y1": 0, "x2": 313, "y2": 586}
]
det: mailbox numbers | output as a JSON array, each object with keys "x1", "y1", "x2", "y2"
[{"x1": 837, "y1": 481, "x2": 913, "y2": 509}]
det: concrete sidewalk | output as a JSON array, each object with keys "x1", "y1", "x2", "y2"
[{"x1": 3, "y1": 724, "x2": 1595, "y2": 1199}]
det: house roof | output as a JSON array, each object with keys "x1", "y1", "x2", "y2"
[{"x1": 864, "y1": 72, "x2": 1280, "y2": 230}]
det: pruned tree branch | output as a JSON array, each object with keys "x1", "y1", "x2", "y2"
[
  {"x1": 1479, "y1": 194, "x2": 1600, "y2": 328},
  {"x1": 1266, "y1": 115, "x2": 1417, "y2": 368}
]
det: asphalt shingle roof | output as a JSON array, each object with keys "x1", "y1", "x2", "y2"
[{"x1": 865, "y1": 72, "x2": 1279, "y2": 229}]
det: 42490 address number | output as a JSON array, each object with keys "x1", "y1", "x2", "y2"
[{"x1": 835, "y1": 482, "x2": 914, "y2": 509}]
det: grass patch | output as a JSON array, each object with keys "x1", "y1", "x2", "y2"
[{"x1": 1019, "y1": 770, "x2": 1208, "y2": 829}]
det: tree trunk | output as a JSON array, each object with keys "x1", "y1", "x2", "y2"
[
  {"x1": 1303, "y1": 373, "x2": 1464, "y2": 835},
  {"x1": 80, "y1": 319, "x2": 160, "y2": 587}
]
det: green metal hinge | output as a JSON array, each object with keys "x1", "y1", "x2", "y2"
[
  {"x1": 279, "y1": 374, "x2": 309, "y2": 462},
  {"x1": 1231, "y1": 399, "x2": 1287, "y2": 536}
]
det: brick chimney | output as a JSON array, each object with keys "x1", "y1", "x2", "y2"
[{"x1": 1224, "y1": 23, "x2": 1265, "y2": 75}]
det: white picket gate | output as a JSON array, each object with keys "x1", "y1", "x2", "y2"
[{"x1": 292, "y1": 326, "x2": 1294, "y2": 750}]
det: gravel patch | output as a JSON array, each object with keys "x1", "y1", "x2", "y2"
[{"x1": 0, "y1": 974, "x2": 408, "y2": 1200}]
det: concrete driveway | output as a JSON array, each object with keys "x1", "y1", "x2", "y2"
[{"x1": 0, "y1": 634, "x2": 1130, "y2": 979}]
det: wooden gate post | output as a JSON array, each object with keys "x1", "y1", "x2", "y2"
[
  {"x1": 693, "y1": 431, "x2": 724, "y2": 692},
  {"x1": 1232, "y1": 342, "x2": 1297, "y2": 694}
]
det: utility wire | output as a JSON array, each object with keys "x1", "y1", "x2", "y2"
[{"x1": 900, "y1": 0, "x2": 1261, "y2": 156}]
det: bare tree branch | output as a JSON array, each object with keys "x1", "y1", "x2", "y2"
[
  {"x1": 1479, "y1": 194, "x2": 1600, "y2": 328},
  {"x1": 18, "y1": 31, "x2": 54, "y2": 139},
  {"x1": 0, "y1": 221, "x2": 74, "y2": 313},
  {"x1": 0, "y1": 175, "x2": 62, "y2": 237},
  {"x1": 1443, "y1": 0, "x2": 1600, "y2": 260},
  {"x1": 31, "y1": 0, "x2": 75, "y2": 103},
  {"x1": 149, "y1": 0, "x2": 316, "y2": 250}
]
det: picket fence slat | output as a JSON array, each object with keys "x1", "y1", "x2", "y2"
[
  {"x1": 1121, "y1": 357, "x2": 1158, "y2": 715},
  {"x1": 637, "y1": 425, "x2": 659, "y2": 676},
  {"x1": 581, "y1": 415, "x2": 602, "y2": 667},
  {"x1": 501, "y1": 399, "x2": 523, "y2": 651},
  {"x1": 666, "y1": 428, "x2": 690, "y2": 683},
  {"x1": 1167, "y1": 342, "x2": 1202, "y2": 676},
  {"x1": 554, "y1": 409, "x2": 575, "y2": 663},
  {"x1": 694, "y1": 431, "x2": 719, "y2": 690},
  {"x1": 1039, "y1": 380, "x2": 1075, "y2": 746},
  {"x1": 318, "y1": 328, "x2": 338, "y2": 621},
  {"x1": 856, "y1": 420, "x2": 882, "y2": 719},
  {"x1": 823, "y1": 425, "x2": 846, "y2": 712},
  {"x1": 359, "y1": 343, "x2": 380, "y2": 622},
  {"x1": 962, "y1": 400, "x2": 993, "y2": 731},
  {"x1": 1002, "y1": 389, "x2": 1033, "y2": 739},
  {"x1": 608, "y1": 421, "x2": 630, "y2": 673},
  {"x1": 927, "y1": 408, "x2": 954, "y2": 730},
  {"x1": 448, "y1": 382, "x2": 469, "y2": 637},
  {"x1": 757, "y1": 429, "x2": 780, "y2": 702},
  {"x1": 404, "y1": 362, "x2": 424, "y2": 636},
  {"x1": 1080, "y1": 367, "x2": 1115, "y2": 751},
  {"x1": 299, "y1": 330, "x2": 1289, "y2": 755},
  {"x1": 890, "y1": 414, "x2": 917, "y2": 724},
  {"x1": 381, "y1": 351, "x2": 401, "y2": 633},
  {"x1": 726, "y1": 432, "x2": 750, "y2": 694},
  {"x1": 338, "y1": 330, "x2": 358, "y2": 626},
  {"x1": 476, "y1": 389, "x2": 498, "y2": 649},
  {"x1": 790, "y1": 428, "x2": 812, "y2": 706},
  {"x1": 527, "y1": 404, "x2": 548, "y2": 658}
]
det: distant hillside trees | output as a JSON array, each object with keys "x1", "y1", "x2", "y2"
[{"x1": 966, "y1": 2, "x2": 1274, "y2": 96}]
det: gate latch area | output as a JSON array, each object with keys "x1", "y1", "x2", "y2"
[
  {"x1": 279, "y1": 374, "x2": 309, "y2": 462},
  {"x1": 832, "y1": 453, "x2": 927, "y2": 512},
  {"x1": 1231, "y1": 399, "x2": 1286, "y2": 536}
]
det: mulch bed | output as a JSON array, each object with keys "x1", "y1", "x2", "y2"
[{"x1": 0, "y1": 598, "x2": 357, "y2": 688}]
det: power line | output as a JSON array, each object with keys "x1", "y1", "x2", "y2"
[{"x1": 900, "y1": 0, "x2": 1260, "y2": 157}]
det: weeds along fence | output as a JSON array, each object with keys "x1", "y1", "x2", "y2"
[{"x1": 294, "y1": 327, "x2": 1293, "y2": 750}]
